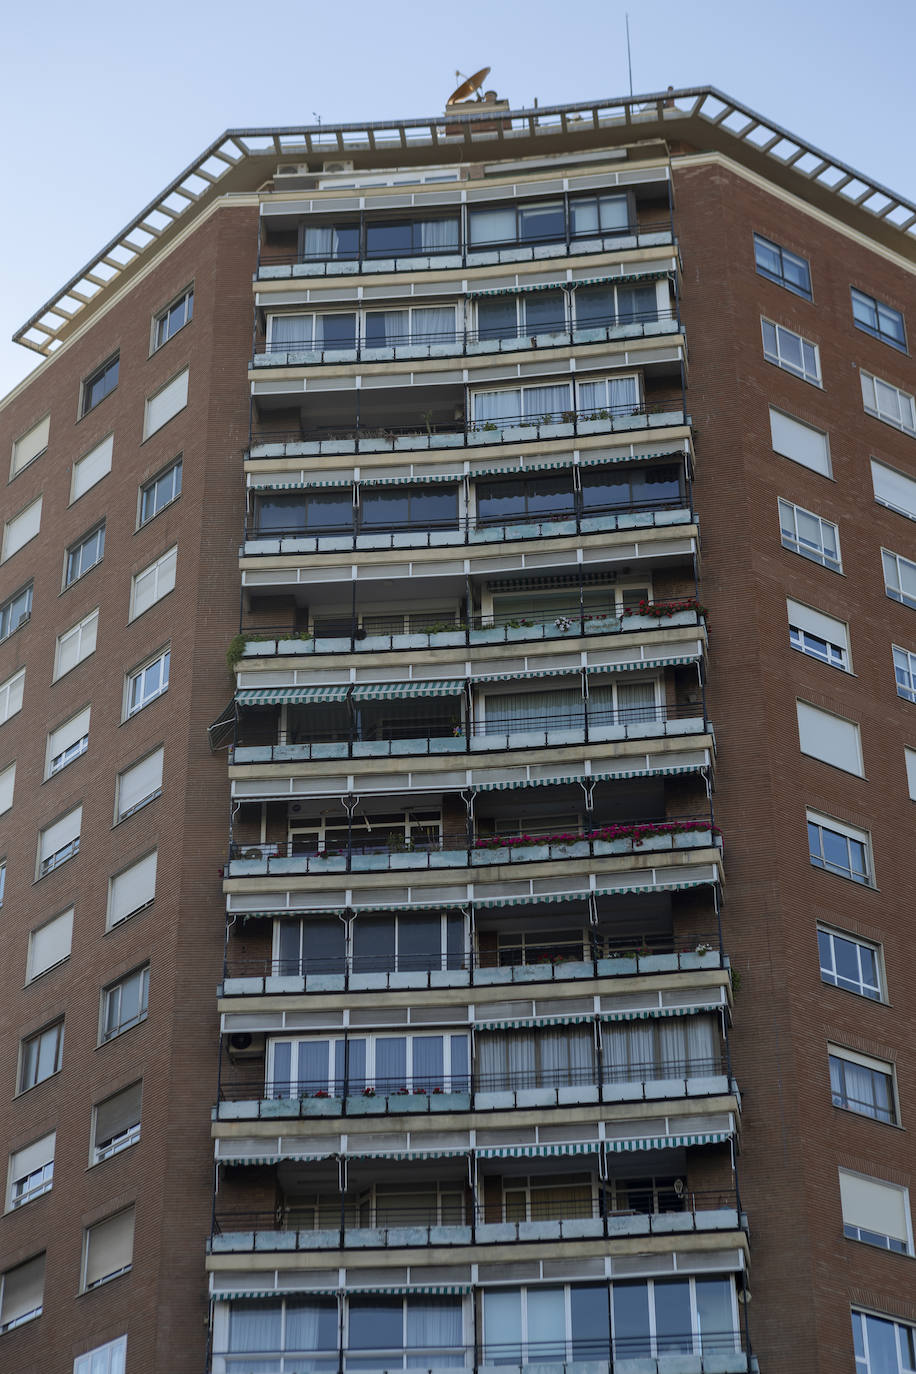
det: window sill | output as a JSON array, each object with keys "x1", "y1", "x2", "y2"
[
  {"x1": 756, "y1": 268, "x2": 813, "y2": 302},
  {"x1": 854, "y1": 321, "x2": 908, "y2": 354}
]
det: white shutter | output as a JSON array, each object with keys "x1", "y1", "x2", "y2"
[
  {"x1": 0, "y1": 668, "x2": 25, "y2": 725},
  {"x1": 871, "y1": 459, "x2": 916, "y2": 519},
  {"x1": 786, "y1": 599, "x2": 849, "y2": 653},
  {"x1": 0, "y1": 1253, "x2": 44, "y2": 1326},
  {"x1": 797, "y1": 701, "x2": 863, "y2": 775},
  {"x1": 39, "y1": 807, "x2": 82, "y2": 864},
  {"x1": 117, "y1": 748, "x2": 163, "y2": 819},
  {"x1": 47, "y1": 706, "x2": 91, "y2": 774},
  {"x1": 130, "y1": 547, "x2": 177, "y2": 619},
  {"x1": 0, "y1": 762, "x2": 15, "y2": 814},
  {"x1": 839, "y1": 1170, "x2": 910, "y2": 1245},
  {"x1": 769, "y1": 409, "x2": 831, "y2": 476},
  {"x1": 144, "y1": 368, "x2": 188, "y2": 438},
  {"x1": 55, "y1": 610, "x2": 99, "y2": 678},
  {"x1": 9, "y1": 1133, "x2": 55, "y2": 1194},
  {"x1": 11, "y1": 416, "x2": 50, "y2": 475},
  {"x1": 85, "y1": 1209, "x2": 134, "y2": 1288},
  {"x1": 107, "y1": 851, "x2": 157, "y2": 927},
  {"x1": 71, "y1": 435, "x2": 113, "y2": 501},
  {"x1": 2, "y1": 497, "x2": 42, "y2": 561},
  {"x1": 27, "y1": 908, "x2": 74, "y2": 979},
  {"x1": 906, "y1": 748, "x2": 916, "y2": 802}
]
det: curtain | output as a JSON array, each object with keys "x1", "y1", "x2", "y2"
[
  {"x1": 228, "y1": 1300, "x2": 283, "y2": 1353},
  {"x1": 304, "y1": 227, "x2": 334, "y2": 258},
  {"x1": 286, "y1": 1301, "x2": 338, "y2": 1356},
  {"x1": 365, "y1": 310, "x2": 407, "y2": 347},
  {"x1": 270, "y1": 314, "x2": 312, "y2": 348},
  {"x1": 478, "y1": 1032, "x2": 535, "y2": 1089},
  {"x1": 686, "y1": 1016, "x2": 717, "y2": 1071},
  {"x1": 478, "y1": 298, "x2": 518, "y2": 340},
  {"x1": 297, "y1": 1040, "x2": 332, "y2": 1094},
  {"x1": 450, "y1": 1034, "x2": 470, "y2": 1090},
  {"x1": 485, "y1": 688, "x2": 583, "y2": 733},
  {"x1": 407, "y1": 1298, "x2": 462, "y2": 1350},
  {"x1": 598, "y1": 195, "x2": 629, "y2": 230},
  {"x1": 527, "y1": 1288, "x2": 566, "y2": 1359},
  {"x1": 578, "y1": 376, "x2": 638, "y2": 414},
  {"x1": 616, "y1": 681, "x2": 656, "y2": 723},
  {"x1": 540, "y1": 1029, "x2": 593, "y2": 1086},
  {"x1": 376, "y1": 1037, "x2": 407, "y2": 1091},
  {"x1": 474, "y1": 389, "x2": 520, "y2": 424},
  {"x1": 522, "y1": 384, "x2": 572, "y2": 422},
  {"x1": 414, "y1": 305, "x2": 456, "y2": 343},
  {"x1": 271, "y1": 1041, "x2": 292, "y2": 1098},
  {"x1": 524, "y1": 291, "x2": 566, "y2": 334},
  {"x1": 413, "y1": 1035, "x2": 444, "y2": 1089},
  {"x1": 315, "y1": 313, "x2": 357, "y2": 349},
  {"x1": 418, "y1": 219, "x2": 459, "y2": 251}
]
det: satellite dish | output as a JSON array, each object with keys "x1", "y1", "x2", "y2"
[{"x1": 447, "y1": 67, "x2": 492, "y2": 107}]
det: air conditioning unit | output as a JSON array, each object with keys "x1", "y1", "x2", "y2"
[
  {"x1": 228, "y1": 1031, "x2": 266, "y2": 1060},
  {"x1": 273, "y1": 163, "x2": 318, "y2": 190},
  {"x1": 322, "y1": 160, "x2": 354, "y2": 174}
]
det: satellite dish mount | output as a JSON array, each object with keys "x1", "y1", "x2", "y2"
[{"x1": 447, "y1": 67, "x2": 492, "y2": 107}]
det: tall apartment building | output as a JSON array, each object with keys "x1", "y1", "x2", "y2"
[{"x1": 0, "y1": 86, "x2": 914, "y2": 1374}]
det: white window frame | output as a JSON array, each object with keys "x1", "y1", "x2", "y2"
[
  {"x1": 100, "y1": 964, "x2": 150, "y2": 1043},
  {"x1": 906, "y1": 746, "x2": 916, "y2": 802},
  {"x1": 81, "y1": 1208, "x2": 135, "y2": 1292},
  {"x1": 839, "y1": 1169, "x2": 914, "y2": 1255},
  {"x1": 871, "y1": 458, "x2": 916, "y2": 520},
  {"x1": 882, "y1": 548, "x2": 916, "y2": 609},
  {"x1": 54, "y1": 608, "x2": 99, "y2": 680},
  {"x1": 19, "y1": 1020, "x2": 64, "y2": 1092},
  {"x1": 74, "y1": 1334, "x2": 127, "y2": 1374},
  {"x1": 796, "y1": 700, "x2": 863, "y2": 776},
  {"x1": 769, "y1": 407, "x2": 831, "y2": 476},
  {"x1": 6, "y1": 1132, "x2": 55, "y2": 1211},
  {"x1": 37, "y1": 805, "x2": 82, "y2": 878},
  {"x1": 817, "y1": 924, "x2": 884, "y2": 1001},
  {"x1": 45, "y1": 705, "x2": 91, "y2": 778},
  {"x1": 115, "y1": 746, "x2": 164, "y2": 822},
  {"x1": 152, "y1": 284, "x2": 194, "y2": 352},
  {"x1": 829, "y1": 1044, "x2": 898, "y2": 1125},
  {"x1": 0, "y1": 1254, "x2": 44, "y2": 1333},
  {"x1": 861, "y1": 370, "x2": 916, "y2": 435},
  {"x1": 91, "y1": 1082, "x2": 142, "y2": 1164},
  {"x1": 893, "y1": 644, "x2": 916, "y2": 703},
  {"x1": 2, "y1": 496, "x2": 42, "y2": 563},
  {"x1": 106, "y1": 850, "x2": 157, "y2": 929},
  {"x1": 139, "y1": 456, "x2": 182, "y2": 526},
  {"x1": 65, "y1": 522, "x2": 105, "y2": 587},
  {"x1": 70, "y1": 434, "x2": 113, "y2": 503},
  {"x1": 0, "y1": 583, "x2": 32, "y2": 642},
  {"x1": 761, "y1": 318, "x2": 821, "y2": 384},
  {"x1": 853, "y1": 1308, "x2": 916, "y2": 1374},
  {"x1": 124, "y1": 646, "x2": 170, "y2": 717},
  {"x1": 11, "y1": 414, "x2": 50, "y2": 478},
  {"x1": 778, "y1": 498, "x2": 841, "y2": 572},
  {"x1": 787, "y1": 599, "x2": 849, "y2": 671},
  {"x1": 143, "y1": 368, "x2": 189, "y2": 439},
  {"x1": 129, "y1": 546, "x2": 177, "y2": 620},
  {"x1": 267, "y1": 1031, "x2": 470, "y2": 1097},
  {"x1": 0, "y1": 761, "x2": 15, "y2": 815},
  {"x1": 0, "y1": 667, "x2": 25, "y2": 726},
  {"x1": 26, "y1": 907, "x2": 74, "y2": 982},
  {"x1": 806, "y1": 808, "x2": 872, "y2": 886},
  {"x1": 0, "y1": 860, "x2": 5, "y2": 907}
]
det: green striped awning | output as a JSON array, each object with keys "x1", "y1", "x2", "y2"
[
  {"x1": 586, "y1": 654, "x2": 700, "y2": 675},
  {"x1": 350, "y1": 679, "x2": 465, "y2": 701},
  {"x1": 594, "y1": 877, "x2": 718, "y2": 898},
  {"x1": 472, "y1": 762, "x2": 708, "y2": 793},
  {"x1": 218, "y1": 1151, "x2": 338, "y2": 1166},
  {"x1": 348, "y1": 1285, "x2": 471, "y2": 1296},
  {"x1": 473, "y1": 665, "x2": 582, "y2": 685},
  {"x1": 475, "y1": 1013, "x2": 593, "y2": 1031},
  {"x1": 571, "y1": 270, "x2": 671, "y2": 289},
  {"x1": 236, "y1": 684, "x2": 350, "y2": 706},
  {"x1": 605, "y1": 1132, "x2": 731, "y2": 1152},
  {"x1": 469, "y1": 455, "x2": 576, "y2": 479},
  {"x1": 476, "y1": 1141, "x2": 601, "y2": 1158},
  {"x1": 466, "y1": 270, "x2": 669, "y2": 299},
  {"x1": 346, "y1": 1146, "x2": 471, "y2": 1161},
  {"x1": 473, "y1": 891, "x2": 590, "y2": 911},
  {"x1": 599, "y1": 1003, "x2": 721, "y2": 1023},
  {"x1": 249, "y1": 478, "x2": 354, "y2": 491},
  {"x1": 358, "y1": 471, "x2": 463, "y2": 487},
  {"x1": 578, "y1": 447, "x2": 687, "y2": 468}
]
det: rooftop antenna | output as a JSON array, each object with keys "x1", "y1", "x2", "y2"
[
  {"x1": 446, "y1": 67, "x2": 492, "y2": 107},
  {"x1": 625, "y1": 14, "x2": 633, "y2": 97}
]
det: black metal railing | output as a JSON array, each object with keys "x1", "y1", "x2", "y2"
[{"x1": 249, "y1": 398, "x2": 688, "y2": 451}]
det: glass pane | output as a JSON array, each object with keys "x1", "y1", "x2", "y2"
[
  {"x1": 470, "y1": 208, "x2": 516, "y2": 246},
  {"x1": 302, "y1": 919, "x2": 346, "y2": 974},
  {"x1": 570, "y1": 199, "x2": 599, "y2": 235},
  {"x1": 365, "y1": 311, "x2": 408, "y2": 347},
  {"x1": 412, "y1": 1035, "x2": 444, "y2": 1089},
  {"x1": 570, "y1": 1286, "x2": 609, "y2": 1360},
  {"x1": 522, "y1": 384, "x2": 571, "y2": 422},
  {"x1": 286, "y1": 1300, "x2": 339, "y2": 1354},
  {"x1": 349, "y1": 1299, "x2": 402, "y2": 1349},
  {"x1": 229, "y1": 1300, "x2": 283, "y2": 1352},
  {"x1": 306, "y1": 495, "x2": 352, "y2": 531},
  {"x1": 366, "y1": 222, "x2": 412, "y2": 256},
  {"x1": 598, "y1": 195, "x2": 629, "y2": 230},
  {"x1": 297, "y1": 1040, "x2": 331, "y2": 1094},
  {"x1": 524, "y1": 291, "x2": 566, "y2": 333},
  {"x1": 375, "y1": 1038, "x2": 407, "y2": 1091},
  {"x1": 695, "y1": 1278, "x2": 735, "y2": 1354},
  {"x1": 527, "y1": 1287, "x2": 566, "y2": 1360},
  {"x1": 258, "y1": 496, "x2": 307, "y2": 533},
  {"x1": 477, "y1": 480, "x2": 525, "y2": 522},
  {"x1": 576, "y1": 287, "x2": 615, "y2": 328},
  {"x1": 318, "y1": 314, "x2": 357, "y2": 349},
  {"x1": 362, "y1": 491, "x2": 409, "y2": 528},
  {"x1": 353, "y1": 917, "x2": 396, "y2": 972},
  {"x1": 653, "y1": 1279, "x2": 693, "y2": 1354},
  {"x1": 484, "y1": 1290, "x2": 521, "y2": 1363},
  {"x1": 398, "y1": 916, "x2": 441, "y2": 970},
  {"x1": 518, "y1": 202, "x2": 564, "y2": 242},
  {"x1": 410, "y1": 488, "x2": 458, "y2": 526},
  {"x1": 524, "y1": 476, "x2": 575, "y2": 517},
  {"x1": 478, "y1": 298, "x2": 518, "y2": 341},
  {"x1": 612, "y1": 1282, "x2": 651, "y2": 1359}
]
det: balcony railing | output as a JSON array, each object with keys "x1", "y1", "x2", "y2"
[
  {"x1": 227, "y1": 817, "x2": 720, "y2": 876},
  {"x1": 249, "y1": 399, "x2": 689, "y2": 454},
  {"x1": 221, "y1": 930, "x2": 724, "y2": 993},
  {"x1": 253, "y1": 309, "x2": 678, "y2": 367},
  {"x1": 212, "y1": 1188, "x2": 742, "y2": 1249}
]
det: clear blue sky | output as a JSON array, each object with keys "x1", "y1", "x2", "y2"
[{"x1": 0, "y1": 0, "x2": 911, "y2": 400}]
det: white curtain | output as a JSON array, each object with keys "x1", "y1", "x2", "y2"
[
  {"x1": 528, "y1": 1288, "x2": 567, "y2": 1359},
  {"x1": 486, "y1": 688, "x2": 583, "y2": 732},
  {"x1": 407, "y1": 1298, "x2": 462, "y2": 1349},
  {"x1": 365, "y1": 310, "x2": 407, "y2": 347},
  {"x1": 578, "y1": 375, "x2": 639, "y2": 413},
  {"x1": 413, "y1": 1035, "x2": 444, "y2": 1088},
  {"x1": 617, "y1": 681, "x2": 657, "y2": 722},
  {"x1": 270, "y1": 314, "x2": 312, "y2": 347},
  {"x1": 228, "y1": 1300, "x2": 283, "y2": 1352},
  {"x1": 286, "y1": 1303, "x2": 332, "y2": 1353},
  {"x1": 474, "y1": 388, "x2": 520, "y2": 424},
  {"x1": 478, "y1": 1031, "x2": 535, "y2": 1088},
  {"x1": 419, "y1": 219, "x2": 459, "y2": 251},
  {"x1": 413, "y1": 306, "x2": 456, "y2": 343},
  {"x1": 541, "y1": 1029, "x2": 593, "y2": 1085},
  {"x1": 522, "y1": 384, "x2": 572, "y2": 421},
  {"x1": 304, "y1": 227, "x2": 334, "y2": 258}
]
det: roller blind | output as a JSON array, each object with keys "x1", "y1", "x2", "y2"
[
  {"x1": 0, "y1": 1253, "x2": 44, "y2": 1326},
  {"x1": 95, "y1": 1083, "x2": 142, "y2": 1147},
  {"x1": 108, "y1": 851, "x2": 157, "y2": 926},
  {"x1": 0, "y1": 668, "x2": 24, "y2": 725},
  {"x1": 786, "y1": 599, "x2": 848, "y2": 652},
  {"x1": 2, "y1": 498, "x2": 42, "y2": 561},
  {"x1": 769, "y1": 408, "x2": 831, "y2": 475},
  {"x1": 11, "y1": 416, "x2": 50, "y2": 474},
  {"x1": 85, "y1": 1209, "x2": 134, "y2": 1288},
  {"x1": 55, "y1": 609, "x2": 99, "y2": 678},
  {"x1": 0, "y1": 762, "x2": 15, "y2": 814},
  {"x1": 871, "y1": 459, "x2": 916, "y2": 519},
  {"x1": 906, "y1": 747, "x2": 916, "y2": 802},
  {"x1": 9, "y1": 1133, "x2": 55, "y2": 1190},
  {"x1": 144, "y1": 369, "x2": 188, "y2": 438},
  {"x1": 131, "y1": 547, "x2": 177, "y2": 619},
  {"x1": 27, "y1": 908, "x2": 74, "y2": 979},
  {"x1": 72, "y1": 434, "x2": 113, "y2": 500},
  {"x1": 48, "y1": 706, "x2": 90, "y2": 773},
  {"x1": 839, "y1": 1170, "x2": 910, "y2": 1244},
  {"x1": 797, "y1": 701, "x2": 863, "y2": 776},
  {"x1": 39, "y1": 807, "x2": 82, "y2": 863},
  {"x1": 116, "y1": 748, "x2": 163, "y2": 820}
]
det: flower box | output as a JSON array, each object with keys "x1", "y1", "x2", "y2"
[
  {"x1": 549, "y1": 841, "x2": 590, "y2": 859},
  {"x1": 593, "y1": 838, "x2": 633, "y2": 856}
]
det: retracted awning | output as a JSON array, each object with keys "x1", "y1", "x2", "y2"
[
  {"x1": 473, "y1": 664, "x2": 582, "y2": 684},
  {"x1": 475, "y1": 1013, "x2": 593, "y2": 1031},
  {"x1": 249, "y1": 478, "x2": 354, "y2": 491},
  {"x1": 598, "y1": 1003, "x2": 721, "y2": 1023},
  {"x1": 476, "y1": 1141, "x2": 601, "y2": 1158},
  {"x1": 466, "y1": 270, "x2": 669, "y2": 299},
  {"x1": 586, "y1": 654, "x2": 701, "y2": 674},
  {"x1": 605, "y1": 1132, "x2": 732, "y2": 1152},
  {"x1": 569, "y1": 269, "x2": 671, "y2": 289},
  {"x1": 346, "y1": 1146, "x2": 471, "y2": 1161},
  {"x1": 218, "y1": 1151, "x2": 337, "y2": 1166},
  {"x1": 236, "y1": 684, "x2": 350, "y2": 705},
  {"x1": 358, "y1": 471, "x2": 462, "y2": 487},
  {"x1": 472, "y1": 762, "x2": 707, "y2": 793},
  {"x1": 350, "y1": 679, "x2": 465, "y2": 701}
]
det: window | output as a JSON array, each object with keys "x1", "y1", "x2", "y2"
[
  {"x1": 839, "y1": 1170, "x2": 912, "y2": 1254},
  {"x1": 363, "y1": 216, "x2": 459, "y2": 257},
  {"x1": 0, "y1": 583, "x2": 32, "y2": 641},
  {"x1": 569, "y1": 192, "x2": 630, "y2": 237},
  {"x1": 54, "y1": 608, "x2": 98, "y2": 679},
  {"x1": 130, "y1": 546, "x2": 177, "y2": 619},
  {"x1": 574, "y1": 281, "x2": 659, "y2": 330},
  {"x1": 71, "y1": 434, "x2": 113, "y2": 502},
  {"x1": 883, "y1": 549, "x2": 916, "y2": 609},
  {"x1": 268, "y1": 1031, "x2": 469, "y2": 1099},
  {"x1": 906, "y1": 747, "x2": 916, "y2": 802},
  {"x1": 769, "y1": 407, "x2": 831, "y2": 475},
  {"x1": 46, "y1": 706, "x2": 90, "y2": 777},
  {"x1": 7, "y1": 1133, "x2": 55, "y2": 1210},
  {"x1": 360, "y1": 485, "x2": 458, "y2": 531},
  {"x1": 796, "y1": 701, "x2": 863, "y2": 775},
  {"x1": 101, "y1": 965, "x2": 150, "y2": 1042},
  {"x1": 81, "y1": 355, "x2": 119, "y2": 416},
  {"x1": 349, "y1": 1294, "x2": 464, "y2": 1368},
  {"x1": 787, "y1": 599, "x2": 849, "y2": 670},
  {"x1": 818, "y1": 927, "x2": 883, "y2": 1000},
  {"x1": 469, "y1": 199, "x2": 566, "y2": 248},
  {"x1": 82, "y1": 1207, "x2": 135, "y2": 1290},
  {"x1": 91, "y1": 1082, "x2": 142, "y2": 1163},
  {"x1": 74, "y1": 1335, "x2": 127, "y2": 1374},
  {"x1": 125, "y1": 647, "x2": 170, "y2": 716},
  {"x1": 225, "y1": 1296, "x2": 338, "y2": 1367},
  {"x1": 11, "y1": 414, "x2": 49, "y2": 477},
  {"x1": 893, "y1": 645, "x2": 916, "y2": 702},
  {"x1": 154, "y1": 285, "x2": 193, "y2": 350},
  {"x1": 852, "y1": 287, "x2": 906, "y2": 350},
  {"x1": 143, "y1": 368, "x2": 188, "y2": 439},
  {"x1": 861, "y1": 371, "x2": 916, "y2": 435},
  {"x1": 38, "y1": 805, "x2": 82, "y2": 877},
  {"x1": 754, "y1": 234, "x2": 812, "y2": 298},
  {"x1": 477, "y1": 290, "x2": 566, "y2": 342},
  {"x1": 761, "y1": 318, "x2": 821, "y2": 384},
  {"x1": 65, "y1": 523, "x2": 105, "y2": 586},
  {"x1": 807, "y1": 810, "x2": 871, "y2": 885},
  {"x1": 872, "y1": 459, "x2": 916, "y2": 521},
  {"x1": 365, "y1": 304, "x2": 456, "y2": 348},
  {"x1": 0, "y1": 668, "x2": 25, "y2": 726},
  {"x1": 2, "y1": 496, "x2": 42, "y2": 562},
  {"x1": 0, "y1": 762, "x2": 15, "y2": 815},
  {"x1": 0, "y1": 861, "x2": 5, "y2": 906},
  {"x1": 830, "y1": 1046, "x2": 897, "y2": 1124},
  {"x1": 27, "y1": 908, "x2": 73, "y2": 981},
  {"x1": 0, "y1": 1254, "x2": 44, "y2": 1332},
  {"x1": 107, "y1": 850, "x2": 157, "y2": 928},
  {"x1": 853, "y1": 1309, "x2": 916, "y2": 1374},
  {"x1": 19, "y1": 1020, "x2": 64, "y2": 1091},
  {"x1": 115, "y1": 747, "x2": 163, "y2": 822},
  {"x1": 778, "y1": 498, "x2": 841, "y2": 571},
  {"x1": 139, "y1": 457, "x2": 182, "y2": 523}
]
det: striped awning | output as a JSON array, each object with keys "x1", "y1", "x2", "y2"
[
  {"x1": 466, "y1": 270, "x2": 669, "y2": 299},
  {"x1": 605, "y1": 1132, "x2": 731, "y2": 1152},
  {"x1": 350, "y1": 679, "x2": 465, "y2": 701},
  {"x1": 346, "y1": 1146, "x2": 471, "y2": 1161},
  {"x1": 214, "y1": 1283, "x2": 470, "y2": 1298},
  {"x1": 348, "y1": 1284, "x2": 471, "y2": 1296},
  {"x1": 472, "y1": 763, "x2": 707, "y2": 793},
  {"x1": 570, "y1": 270, "x2": 671, "y2": 289},
  {"x1": 236, "y1": 685, "x2": 350, "y2": 706},
  {"x1": 218, "y1": 1151, "x2": 337, "y2": 1166},
  {"x1": 469, "y1": 455, "x2": 576, "y2": 479},
  {"x1": 476, "y1": 1141, "x2": 601, "y2": 1158},
  {"x1": 358, "y1": 471, "x2": 463, "y2": 487},
  {"x1": 473, "y1": 665, "x2": 582, "y2": 685},
  {"x1": 578, "y1": 447, "x2": 687, "y2": 468},
  {"x1": 599, "y1": 1004, "x2": 720, "y2": 1022},
  {"x1": 249, "y1": 478, "x2": 354, "y2": 491},
  {"x1": 586, "y1": 655, "x2": 701, "y2": 675},
  {"x1": 475, "y1": 1013, "x2": 593, "y2": 1031}
]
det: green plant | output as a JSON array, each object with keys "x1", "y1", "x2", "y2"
[
  {"x1": 729, "y1": 967, "x2": 742, "y2": 996},
  {"x1": 226, "y1": 634, "x2": 247, "y2": 672}
]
